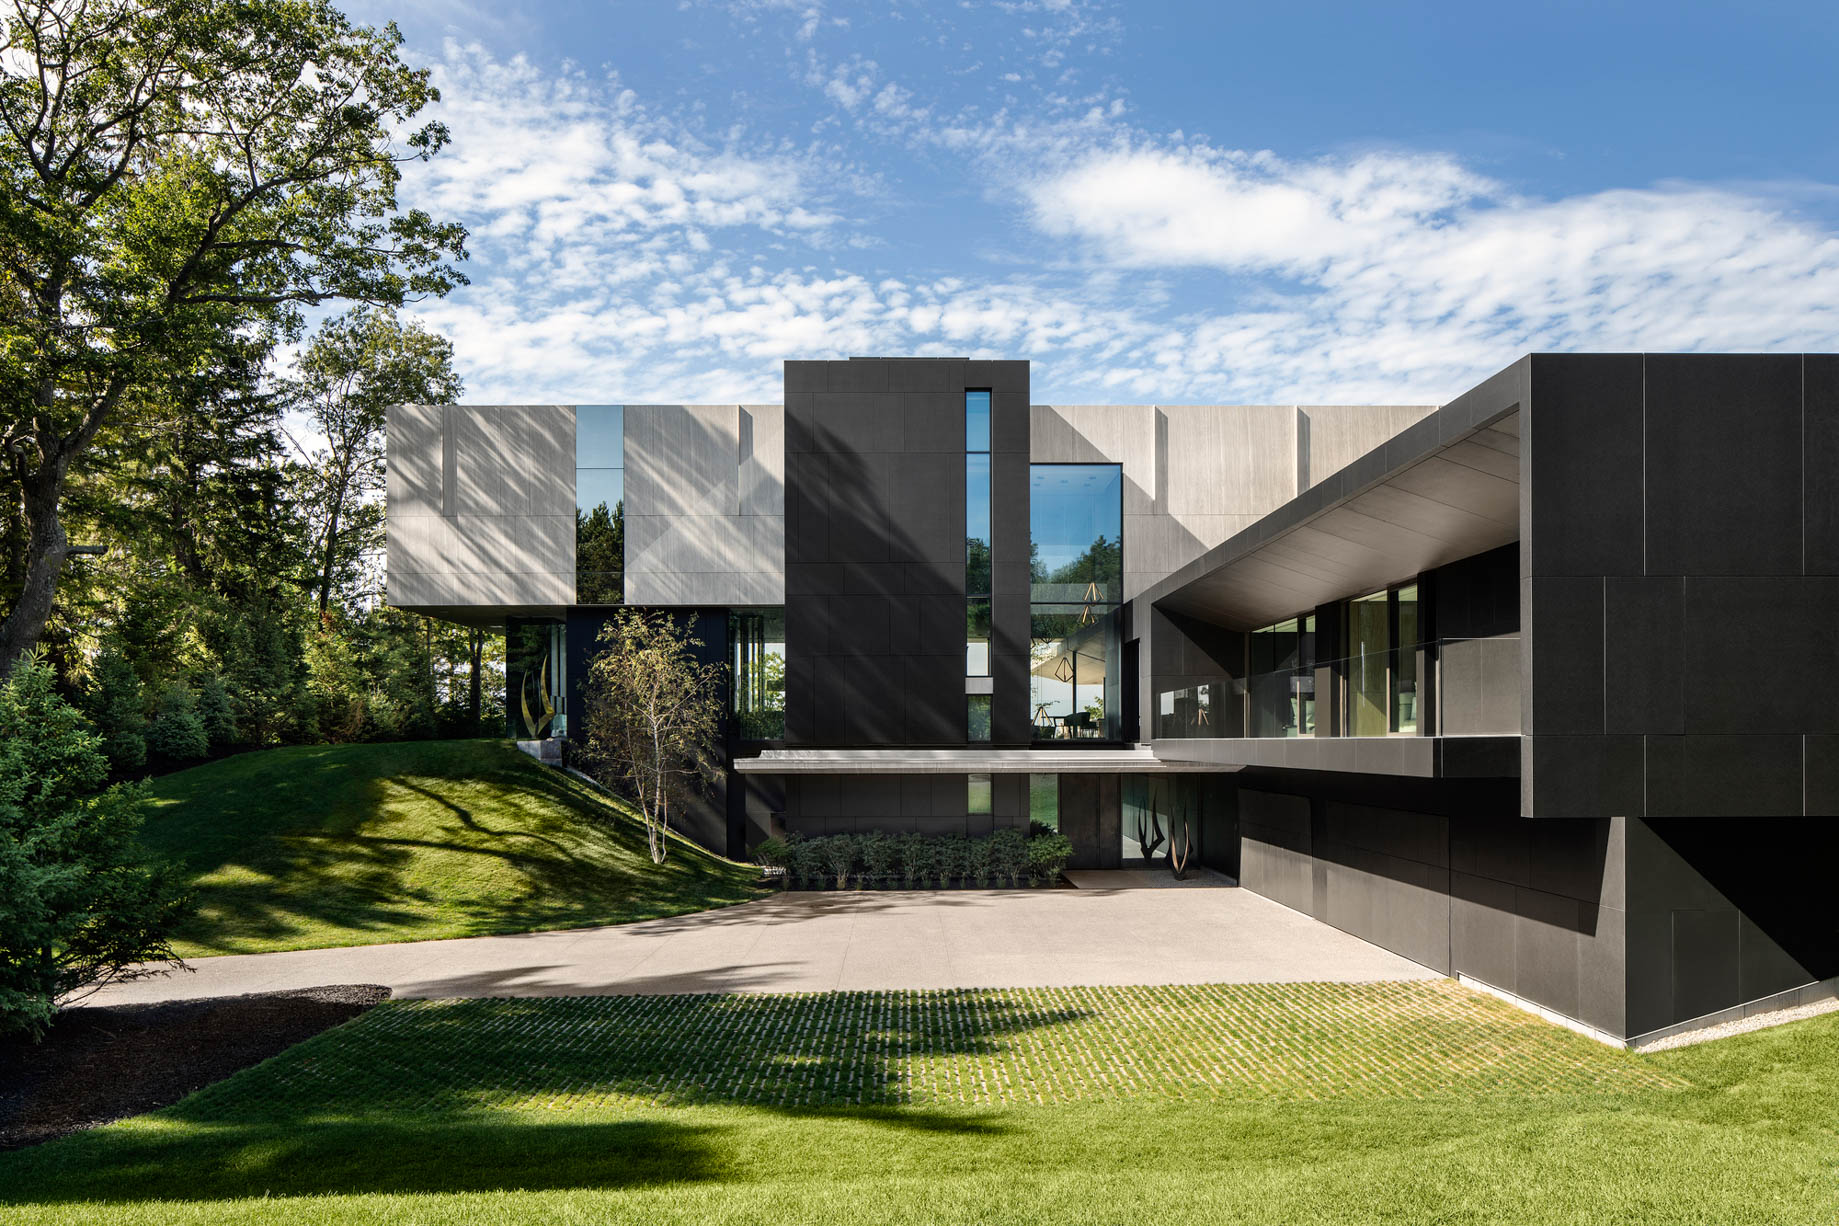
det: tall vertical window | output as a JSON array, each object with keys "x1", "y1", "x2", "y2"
[
  {"x1": 1249, "y1": 615, "x2": 1316, "y2": 737},
  {"x1": 1341, "y1": 583, "x2": 1424, "y2": 736},
  {"x1": 966, "y1": 390, "x2": 993, "y2": 740},
  {"x1": 576, "y1": 405, "x2": 624, "y2": 604},
  {"x1": 731, "y1": 607, "x2": 786, "y2": 740},
  {"x1": 1029, "y1": 463, "x2": 1123, "y2": 740}
]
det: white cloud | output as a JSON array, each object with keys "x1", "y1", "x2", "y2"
[
  {"x1": 387, "y1": 33, "x2": 1839, "y2": 409},
  {"x1": 1023, "y1": 145, "x2": 1839, "y2": 398}
]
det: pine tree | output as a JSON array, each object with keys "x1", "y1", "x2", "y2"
[
  {"x1": 85, "y1": 650, "x2": 147, "y2": 773},
  {"x1": 146, "y1": 683, "x2": 209, "y2": 762}
]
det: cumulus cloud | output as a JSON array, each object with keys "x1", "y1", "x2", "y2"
[
  {"x1": 390, "y1": 27, "x2": 1839, "y2": 409},
  {"x1": 1025, "y1": 146, "x2": 1839, "y2": 397}
]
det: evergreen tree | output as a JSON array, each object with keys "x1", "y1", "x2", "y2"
[
  {"x1": 85, "y1": 650, "x2": 147, "y2": 773},
  {"x1": 576, "y1": 501, "x2": 624, "y2": 603},
  {"x1": 146, "y1": 683, "x2": 209, "y2": 762},
  {"x1": 0, "y1": 658, "x2": 188, "y2": 1038},
  {"x1": 195, "y1": 673, "x2": 239, "y2": 752}
]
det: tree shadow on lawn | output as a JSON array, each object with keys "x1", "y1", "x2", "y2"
[
  {"x1": 152, "y1": 741, "x2": 760, "y2": 953},
  {"x1": 0, "y1": 989, "x2": 1043, "y2": 1205}
]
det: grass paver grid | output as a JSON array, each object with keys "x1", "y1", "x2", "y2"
[{"x1": 200, "y1": 979, "x2": 1682, "y2": 1118}]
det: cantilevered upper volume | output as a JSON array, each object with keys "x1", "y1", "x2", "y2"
[{"x1": 384, "y1": 352, "x2": 1839, "y2": 1047}]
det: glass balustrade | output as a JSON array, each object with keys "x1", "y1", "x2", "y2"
[{"x1": 1152, "y1": 635, "x2": 1520, "y2": 741}]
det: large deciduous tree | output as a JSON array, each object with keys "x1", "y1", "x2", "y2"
[
  {"x1": 286, "y1": 306, "x2": 461, "y2": 615},
  {"x1": 579, "y1": 610, "x2": 724, "y2": 864},
  {"x1": 0, "y1": 0, "x2": 467, "y2": 677}
]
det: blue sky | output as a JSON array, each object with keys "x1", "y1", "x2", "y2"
[{"x1": 344, "y1": 0, "x2": 1839, "y2": 405}]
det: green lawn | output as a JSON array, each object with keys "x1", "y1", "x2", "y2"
[
  {"x1": 4, "y1": 981, "x2": 1834, "y2": 1224},
  {"x1": 138, "y1": 739, "x2": 763, "y2": 956}
]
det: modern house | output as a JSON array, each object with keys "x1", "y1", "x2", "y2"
[{"x1": 385, "y1": 353, "x2": 1839, "y2": 1047}]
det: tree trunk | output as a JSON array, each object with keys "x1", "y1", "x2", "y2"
[
  {"x1": 317, "y1": 495, "x2": 343, "y2": 615},
  {"x1": 0, "y1": 465, "x2": 70, "y2": 678},
  {"x1": 467, "y1": 628, "x2": 483, "y2": 730}
]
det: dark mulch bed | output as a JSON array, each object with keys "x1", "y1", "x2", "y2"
[{"x1": 0, "y1": 984, "x2": 389, "y2": 1151}]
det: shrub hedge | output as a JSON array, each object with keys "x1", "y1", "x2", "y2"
[{"x1": 753, "y1": 829, "x2": 1073, "y2": 889}]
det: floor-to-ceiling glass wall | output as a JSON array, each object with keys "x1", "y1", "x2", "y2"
[
  {"x1": 1030, "y1": 464, "x2": 1123, "y2": 740},
  {"x1": 506, "y1": 618, "x2": 566, "y2": 739},
  {"x1": 1346, "y1": 590, "x2": 1391, "y2": 736}
]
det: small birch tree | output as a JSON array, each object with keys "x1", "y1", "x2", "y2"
[{"x1": 580, "y1": 609, "x2": 723, "y2": 864}]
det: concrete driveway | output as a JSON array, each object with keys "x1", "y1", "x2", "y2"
[{"x1": 90, "y1": 888, "x2": 1438, "y2": 1006}]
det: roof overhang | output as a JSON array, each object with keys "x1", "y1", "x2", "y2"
[
  {"x1": 734, "y1": 747, "x2": 1226, "y2": 774},
  {"x1": 1141, "y1": 359, "x2": 1528, "y2": 629}
]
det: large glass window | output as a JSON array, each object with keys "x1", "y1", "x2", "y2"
[
  {"x1": 506, "y1": 619, "x2": 566, "y2": 739},
  {"x1": 1394, "y1": 583, "x2": 1420, "y2": 733},
  {"x1": 576, "y1": 405, "x2": 624, "y2": 604},
  {"x1": 1340, "y1": 583, "x2": 1425, "y2": 736},
  {"x1": 1030, "y1": 464, "x2": 1123, "y2": 740},
  {"x1": 730, "y1": 607, "x2": 785, "y2": 740},
  {"x1": 1248, "y1": 615, "x2": 1316, "y2": 737},
  {"x1": 966, "y1": 394, "x2": 991, "y2": 680}
]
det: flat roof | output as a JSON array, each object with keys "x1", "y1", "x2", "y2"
[{"x1": 1141, "y1": 358, "x2": 1528, "y2": 628}]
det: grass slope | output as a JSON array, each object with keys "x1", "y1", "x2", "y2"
[
  {"x1": 137, "y1": 739, "x2": 762, "y2": 957},
  {"x1": 2, "y1": 983, "x2": 1835, "y2": 1224}
]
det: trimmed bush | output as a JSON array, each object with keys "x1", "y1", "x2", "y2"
[
  {"x1": 897, "y1": 832, "x2": 929, "y2": 889},
  {"x1": 860, "y1": 831, "x2": 897, "y2": 886},
  {"x1": 1027, "y1": 831, "x2": 1074, "y2": 885},
  {"x1": 821, "y1": 833, "x2": 860, "y2": 889},
  {"x1": 786, "y1": 836, "x2": 825, "y2": 889},
  {"x1": 765, "y1": 827, "x2": 1074, "y2": 891},
  {"x1": 989, "y1": 828, "x2": 1029, "y2": 887}
]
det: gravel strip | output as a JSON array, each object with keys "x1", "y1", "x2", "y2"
[{"x1": 1637, "y1": 995, "x2": 1839, "y2": 1052}]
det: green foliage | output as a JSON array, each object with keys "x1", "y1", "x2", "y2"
[
  {"x1": 860, "y1": 831, "x2": 898, "y2": 882},
  {"x1": 989, "y1": 827, "x2": 1029, "y2": 887},
  {"x1": 897, "y1": 832, "x2": 930, "y2": 888},
  {"x1": 766, "y1": 829, "x2": 1063, "y2": 890},
  {"x1": 288, "y1": 308, "x2": 462, "y2": 615},
  {"x1": 194, "y1": 673, "x2": 238, "y2": 751},
  {"x1": 785, "y1": 835, "x2": 826, "y2": 889},
  {"x1": 85, "y1": 649, "x2": 147, "y2": 772},
  {"x1": 820, "y1": 835, "x2": 861, "y2": 889},
  {"x1": 0, "y1": 658, "x2": 187, "y2": 1038},
  {"x1": 0, "y1": 0, "x2": 466, "y2": 674},
  {"x1": 752, "y1": 836, "x2": 790, "y2": 871},
  {"x1": 1027, "y1": 832, "x2": 1074, "y2": 884},
  {"x1": 579, "y1": 610, "x2": 726, "y2": 865},
  {"x1": 146, "y1": 683, "x2": 209, "y2": 762},
  {"x1": 575, "y1": 501, "x2": 624, "y2": 604}
]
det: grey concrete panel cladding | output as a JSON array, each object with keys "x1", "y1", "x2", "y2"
[
  {"x1": 1033, "y1": 402, "x2": 1437, "y2": 601},
  {"x1": 624, "y1": 404, "x2": 785, "y2": 606},
  {"x1": 385, "y1": 404, "x2": 576, "y2": 617}
]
